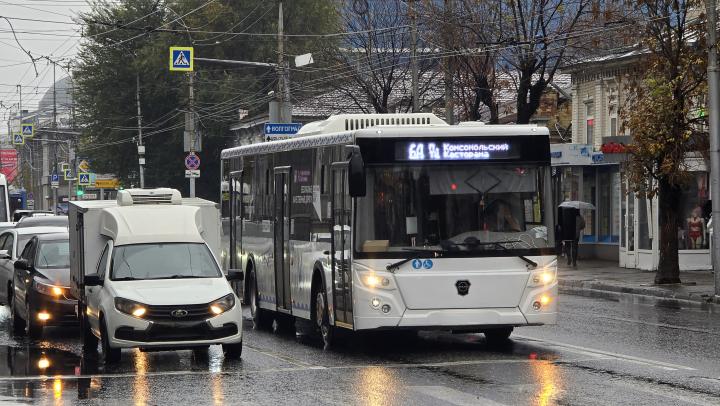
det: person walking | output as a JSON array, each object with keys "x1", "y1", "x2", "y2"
[{"x1": 570, "y1": 209, "x2": 585, "y2": 267}]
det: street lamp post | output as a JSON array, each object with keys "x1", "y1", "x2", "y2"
[{"x1": 706, "y1": 0, "x2": 720, "y2": 299}]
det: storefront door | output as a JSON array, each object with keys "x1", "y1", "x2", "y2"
[{"x1": 619, "y1": 176, "x2": 637, "y2": 268}]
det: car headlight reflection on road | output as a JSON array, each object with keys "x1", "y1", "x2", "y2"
[
  {"x1": 209, "y1": 294, "x2": 235, "y2": 316},
  {"x1": 114, "y1": 297, "x2": 148, "y2": 319}
]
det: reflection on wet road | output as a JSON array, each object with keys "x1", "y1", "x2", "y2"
[{"x1": 0, "y1": 295, "x2": 717, "y2": 405}]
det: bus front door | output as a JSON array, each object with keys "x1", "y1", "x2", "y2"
[
  {"x1": 228, "y1": 170, "x2": 243, "y2": 297},
  {"x1": 331, "y1": 164, "x2": 353, "y2": 328},
  {"x1": 273, "y1": 167, "x2": 292, "y2": 313}
]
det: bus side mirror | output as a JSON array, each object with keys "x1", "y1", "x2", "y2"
[{"x1": 349, "y1": 152, "x2": 366, "y2": 197}]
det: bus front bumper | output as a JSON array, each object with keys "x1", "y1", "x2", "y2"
[{"x1": 354, "y1": 307, "x2": 556, "y2": 330}]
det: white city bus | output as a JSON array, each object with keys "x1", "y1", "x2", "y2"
[{"x1": 221, "y1": 114, "x2": 557, "y2": 348}]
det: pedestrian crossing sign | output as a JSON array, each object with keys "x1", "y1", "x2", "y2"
[
  {"x1": 21, "y1": 124, "x2": 33, "y2": 138},
  {"x1": 13, "y1": 133, "x2": 23, "y2": 145},
  {"x1": 169, "y1": 46, "x2": 193, "y2": 72},
  {"x1": 78, "y1": 172, "x2": 91, "y2": 186}
]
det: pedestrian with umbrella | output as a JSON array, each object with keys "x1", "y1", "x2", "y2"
[{"x1": 558, "y1": 201, "x2": 595, "y2": 267}]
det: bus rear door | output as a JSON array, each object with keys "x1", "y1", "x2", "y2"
[{"x1": 273, "y1": 167, "x2": 292, "y2": 313}]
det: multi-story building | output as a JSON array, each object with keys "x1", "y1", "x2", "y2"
[{"x1": 560, "y1": 49, "x2": 710, "y2": 270}]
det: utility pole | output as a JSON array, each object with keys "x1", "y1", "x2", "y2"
[
  {"x1": 706, "y1": 0, "x2": 720, "y2": 298},
  {"x1": 187, "y1": 72, "x2": 196, "y2": 198},
  {"x1": 136, "y1": 73, "x2": 145, "y2": 188},
  {"x1": 270, "y1": 1, "x2": 291, "y2": 123},
  {"x1": 52, "y1": 64, "x2": 58, "y2": 214},
  {"x1": 444, "y1": 0, "x2": 455, "y2": 124},
  {"x1": 409, "y1": 0, "x2": 419, "y2": 113}
]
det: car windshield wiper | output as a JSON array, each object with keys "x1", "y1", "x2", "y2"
[
  {"x1": 166, "y1": 275, "x2": 206, "y2": 279},
  {"x1": 112, "y1": 276, "x2": 139, "y2": 281},
  {"x1": 386, "y1": 248, "x2": 440, "y2": 272}
]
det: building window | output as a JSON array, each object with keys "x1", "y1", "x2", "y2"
[
  {"x1": 581, "y1": 168, "x2": 596, "y2": 243},
  {"x1": 637, "y1": 192, "x2": 652, "y2": 250},
  {"x1": 597, "y1": 167, "x2": 620, "y2": 243},
  {"x1": 609, "y1": 105, "x2": 618, "y2": 137},
  {"x1": 585, "y1": 102, "x2": 595, "y2": 146},
  {"x1": 679, "y1": 172, "x2": 710, "y2": 250}
]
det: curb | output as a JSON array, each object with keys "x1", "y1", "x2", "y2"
[{"x1": 559, "y1": 280, "x2": 720, "y2": 312}]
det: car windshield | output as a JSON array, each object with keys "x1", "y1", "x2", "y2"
[
  {"x1": 36, "y1": 240, "x2": 70, "y2": 268},
  {"x1": 355, "y1": 164, "x2": 554, "y2": 256},
  {"x1": 110, "y1": 243, "x2": 221, "y2": 280}
]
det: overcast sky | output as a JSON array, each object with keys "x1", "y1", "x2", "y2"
[{"x1": 0, "y1": 0, "x2": 95, "y2": 136}]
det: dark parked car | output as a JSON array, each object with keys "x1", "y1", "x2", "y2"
[
  {"x1": 0, "y1": 227, "x2": 69, "y2": 307},
  {"x1": 11, "y1": 233, "x2": 75, "y2": 337},
  {"x1": 15, "y1": 216, "x2": 68, "y2": 229}
]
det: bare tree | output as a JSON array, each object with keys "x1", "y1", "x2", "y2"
[{"x1": 324, "y1": 0, "x2": 439, "y2": 113}]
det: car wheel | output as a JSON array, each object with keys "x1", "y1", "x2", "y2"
[
  {"x1": 314, "y1": 289, "x2": 334, "y2": 350},
  {"x1": 24, "y1": 299, "x2": 42, "y2": 338},
  {"x1": 249, "y1": 269, "x2": 271, "y2": 330},
  {"x1": 222, "y1": 340, "x2": 242, "y2": 359},
  {"x1": 100, "y1": 317, "x2": 121, "y2": 363},
  {"x1": 9, "y1": 288, "x2": 25, "y2": 334},
  {"x1": 483, "y1": 327, "x2": 513, "y2": 345}
]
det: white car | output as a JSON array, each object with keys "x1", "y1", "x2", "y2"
[{"x1": 82, "y1": 240, "x2": 243, "y2": 362}]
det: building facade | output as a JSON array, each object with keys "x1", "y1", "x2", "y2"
[{"x1": 562, "y1": 50, "x2": 711, "y2": 270}]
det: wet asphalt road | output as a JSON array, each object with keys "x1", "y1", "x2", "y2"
[{"x1": 0, "y1": 294, "x2": 718, "y2": 405}]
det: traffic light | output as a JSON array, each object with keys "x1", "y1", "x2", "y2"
[{"x1": 76, "y1": 187, "x2": 84, "y2": 197}]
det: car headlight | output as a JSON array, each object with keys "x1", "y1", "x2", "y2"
[
  {"x1": 114, "y1": 297, "x2": 147, "y2": 318},
  {"x1": 209, "y1": 293, "x2": 235, "y2": 316},
  {"x1": 34, "y1": 278, "x2": 67, "y2": 298}
]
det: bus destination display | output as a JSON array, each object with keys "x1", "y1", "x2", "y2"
[{"x1": 395, "y1": 140, "x2": 520, "y2": 161}]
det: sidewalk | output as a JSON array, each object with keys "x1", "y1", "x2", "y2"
[{"x1": 557, "y1": 260, "x2": 720, "y2": 310}]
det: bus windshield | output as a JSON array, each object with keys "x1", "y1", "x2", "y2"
[{"x1": 355, "y1": 164, "x2": 554, "y2": 256}]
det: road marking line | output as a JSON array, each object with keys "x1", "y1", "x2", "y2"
[
  {"x1": 411, "y1": 386, "x2": 508, "y2": 406},
  {"x1": 244, "y1": 344, "x2": 321, "y2": 368},
  {"x1": 0, "y1": 357, "x2": 606, "y2": 382},
  {"x1": 593, "y1": 315, "x2": 719, "y2": 335},
  {"x1": 514, "y1": 335, "x2": 696, "y2": 371}
]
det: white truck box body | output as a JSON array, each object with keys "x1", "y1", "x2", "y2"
[{"x1": 69, "y1": 197, "x2": 221, "y2": 298}]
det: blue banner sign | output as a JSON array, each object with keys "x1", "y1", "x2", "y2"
[{"x1": 264, "y1": 123, "x2": 302, "y2": 136}]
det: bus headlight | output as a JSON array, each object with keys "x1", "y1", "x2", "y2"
[
  {"x1": 529, "y1": 269, "x2": 556, "y2": 286},
  {"x1": 360, "y1": 273, "x2": 391, "y2": 289}
]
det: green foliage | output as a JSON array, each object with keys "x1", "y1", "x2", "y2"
[{"x1": 74, "y1": 0, "x2": 336, "y2": 198}]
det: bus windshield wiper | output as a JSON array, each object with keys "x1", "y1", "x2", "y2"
[
  {"x1": 478, "y1": 241, "x2": 538, "y2": 268},
  {"x1": 386, "y1": 248, "x2": 440, "y2": 272}
]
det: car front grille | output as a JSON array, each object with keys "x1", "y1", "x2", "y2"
[{"x1": 144, "y1": 303, "x2": 213, "y2": 322}]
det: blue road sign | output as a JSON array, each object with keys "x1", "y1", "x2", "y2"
[
  {"x1": 264, "y1": 123, "x2": 302, "y2": 136},
  {"x1": 21, "y1": 124, "x2": 33, "y2": 137},
  {"x1": 185, "y1": 152, "x2": 201, "y2": 170},
  {"x1": 423, "y1": 259, "x2": 433, "y2": 269},
  {"x1": 78, "y1": 172, "x2": 91, "y2": 186},
  {"x1": 169, "y1": 47, "x2": 193, "y2": 71},
  {"x1": 51, "y1": 173, "x2": 59, "y2": 183},
  {"x1": 411, "y1": 259, "x2": 423, "y2": 269},
  {"x1": 13, "y1": 134, "x2": 23, "y2": 145}
]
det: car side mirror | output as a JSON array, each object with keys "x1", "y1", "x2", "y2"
[
  {"x1": 0, "y1": 250, "x2": 9, "y2": 260},
  {"x1": 14, "y1": 259, "x2": 29, "y2": 271},
  {"x1": 84, "y1": 274, "x2": 103, "y2": 287},
  {"x1": 225, "y1": 269, "x2": 244, "y2": 281},
  {"x1": 348, "y1": 151, "x2": 366, "y2": 197}
]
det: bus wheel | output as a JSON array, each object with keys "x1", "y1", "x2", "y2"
[
  {"x1": 314, "y1": 289, "x2": 334, "y2": 350},
  {"x1": 248, "y1": 268, "x2": 270, "y2": 330},
  {"x1": 483, "y1": 327, "x2": 513, "y2": 345}
]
